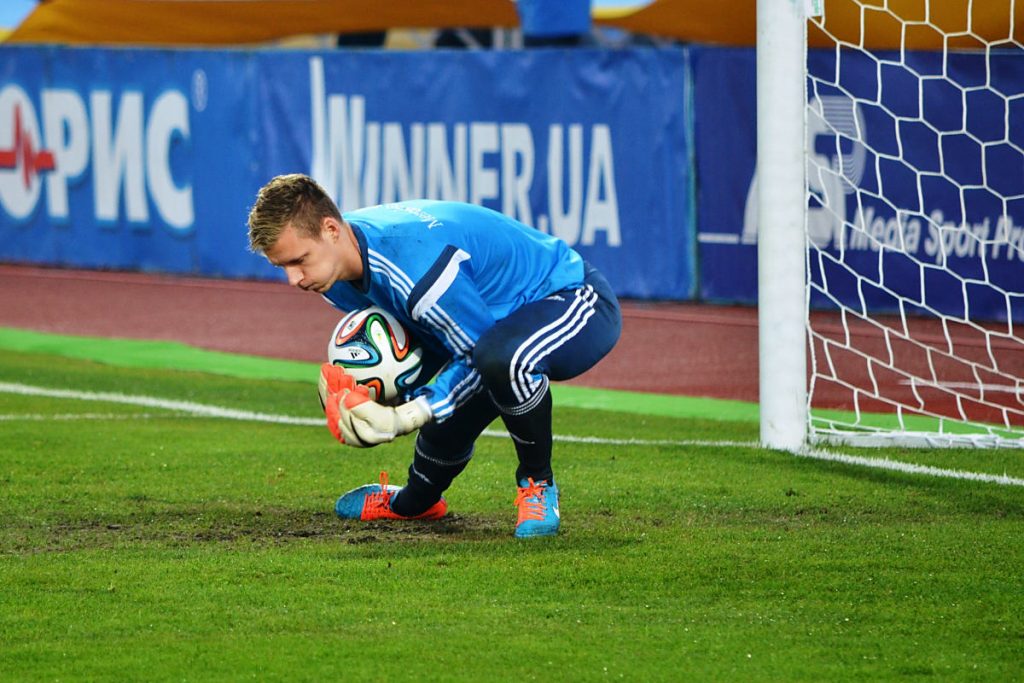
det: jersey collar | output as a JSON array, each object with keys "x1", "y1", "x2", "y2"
[{"x1": 345, "y1": 220, "x2": 371, "y2": 294}]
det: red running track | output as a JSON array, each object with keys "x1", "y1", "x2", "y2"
[{"x1": 0, "y1": 264, "x2": 761, "y2": 401}]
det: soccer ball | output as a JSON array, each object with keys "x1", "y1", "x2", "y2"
[{"x1": 327, "y1": 306, "x2": 425, "y2": 405}]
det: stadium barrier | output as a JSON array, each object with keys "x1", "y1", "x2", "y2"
[
  {"x1": 0, "y1": 46, "x2": 692, "y2": 300},
  {"x1": 3, "y1": 44, "x2": 1021, "y2": 315}
]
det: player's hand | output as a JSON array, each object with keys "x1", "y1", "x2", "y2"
[
  {"x1": 319, "y1": 363, "x2": 359, "y2": 444},
  {"x1": 318, "y1": 362, "x2": 356, "y2": 412},
  {"x1": 335, "y1": 390, "x2": 433, "y2": 447},
  {"x1": 319, "y1": 362, "x2": 432, "y2": 447}
]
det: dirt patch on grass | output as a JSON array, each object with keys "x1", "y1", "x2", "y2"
[{"x1": 3, "y1": 508, "x2": 510, "y2": 555}]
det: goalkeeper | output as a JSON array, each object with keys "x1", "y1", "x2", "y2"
[{"x1": 247, "y1": 174, "x2": 621, "y2": 538}]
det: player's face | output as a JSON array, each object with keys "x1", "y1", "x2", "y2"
[{"x1": 264, "y1": 222, "x2": 342, "y2": 293}]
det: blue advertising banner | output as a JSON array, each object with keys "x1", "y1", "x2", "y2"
[
  {"x1": 692, "y1": 47, "x2": 757, "y2": 304},
  {"x1": 257, "y1": 48, "x2": 693, "y2": 299},
  {"x1": 0, "y1": 46, "x2": 694, "y2": 299},
  {"x1": 0, "y1": 47, "x2": 267, "y2": 277},
  {"x1": 695, "y1": 46, "x2": 1024, "y2": 321}
]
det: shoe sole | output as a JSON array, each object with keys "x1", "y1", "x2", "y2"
[{"x1": 514, "y1": 525, "x2": 560, "y2": 538}]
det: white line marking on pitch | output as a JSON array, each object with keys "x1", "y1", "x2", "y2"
[
  {"x1": 0, "y1": 381, "x2": 318, "y2": 426},
  {"x1": 798, "y1": 448, "x2": 1024, "y2": 487},
  {"x1": 484, "y1": 429, "x2": 756, "y2": 449},
  {"x1": 0, "y1": 412, "x2": 180, "y2": 421},
  {"x1": 2, "y1": 381, "x2": 1022, "y2": 488}
]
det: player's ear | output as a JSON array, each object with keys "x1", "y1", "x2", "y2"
[{"x1": 322, "y1": 216, "x2": 340, "y2": 241}]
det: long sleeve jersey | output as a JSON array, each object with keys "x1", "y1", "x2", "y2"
[{"x1": 321, "y1": 200, "x2": 585, "y2": 421}]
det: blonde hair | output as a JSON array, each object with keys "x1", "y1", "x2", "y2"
[{"x1": 247, "y1": 174, "x2": 342, "y2": 253}]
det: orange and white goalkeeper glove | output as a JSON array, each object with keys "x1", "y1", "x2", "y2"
[
  {"x1": 318, "y1": 363, "x2": 356, "y2": 443},
  {"x1": 318, "y1": 363, "x2": 432, "y2": 447},
  {"x1": 318, "y1": 362, "x2": 356, "y2": 412}
]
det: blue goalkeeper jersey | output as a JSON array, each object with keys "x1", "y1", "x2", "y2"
[{"x1": 321, "y1": 200, "x2": 585, "y2": 421}]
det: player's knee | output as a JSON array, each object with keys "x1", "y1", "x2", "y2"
[{"x1": 472, "y1": 334, "x2": 517, "y2": 388}]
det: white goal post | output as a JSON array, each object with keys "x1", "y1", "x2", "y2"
[{"x1": 757, "y1": 0, "x2": 1024, "y2": 449}]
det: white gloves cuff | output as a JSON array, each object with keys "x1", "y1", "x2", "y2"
[{"x1": 396, "y1": 396, "x2": 433, "y2": 432}]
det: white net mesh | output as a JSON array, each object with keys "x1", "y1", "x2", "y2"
[{"x1": 804, "y1": 1, "x2": 1024, "y2": 447}]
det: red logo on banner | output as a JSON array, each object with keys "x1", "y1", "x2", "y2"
[{"x1": 0, "y1": 104, "x2": 56, "y2": 188}]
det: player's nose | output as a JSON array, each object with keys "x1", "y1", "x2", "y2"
[{"x1": 285, "y1": 266, "x2": 303, "y2": 287}]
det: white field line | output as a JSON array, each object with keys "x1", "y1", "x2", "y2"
[
  {"x1": 2, "y1": 381, "x2": 1023, "y2": 488},
  {"x1": 0, "y1": 381, "x2": 319, "y2": 426},
  {"x1": 485, "y1": 429, "x2": 756, "y2": 449},
  {"x1": 0, "y1": 412, "x2": 179, "y2": 421},
  {"x1": 798, "y1": 448, "x2": 1024, "y2": 487}
]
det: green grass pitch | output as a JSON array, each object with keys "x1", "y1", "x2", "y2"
[{"x1": 1, "y1": 345, "x2": 1023, "y2": 681}]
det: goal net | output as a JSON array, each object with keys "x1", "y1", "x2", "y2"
[{"x1": 759, "y1": 0, "x2": 1024, "y2": 448}]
